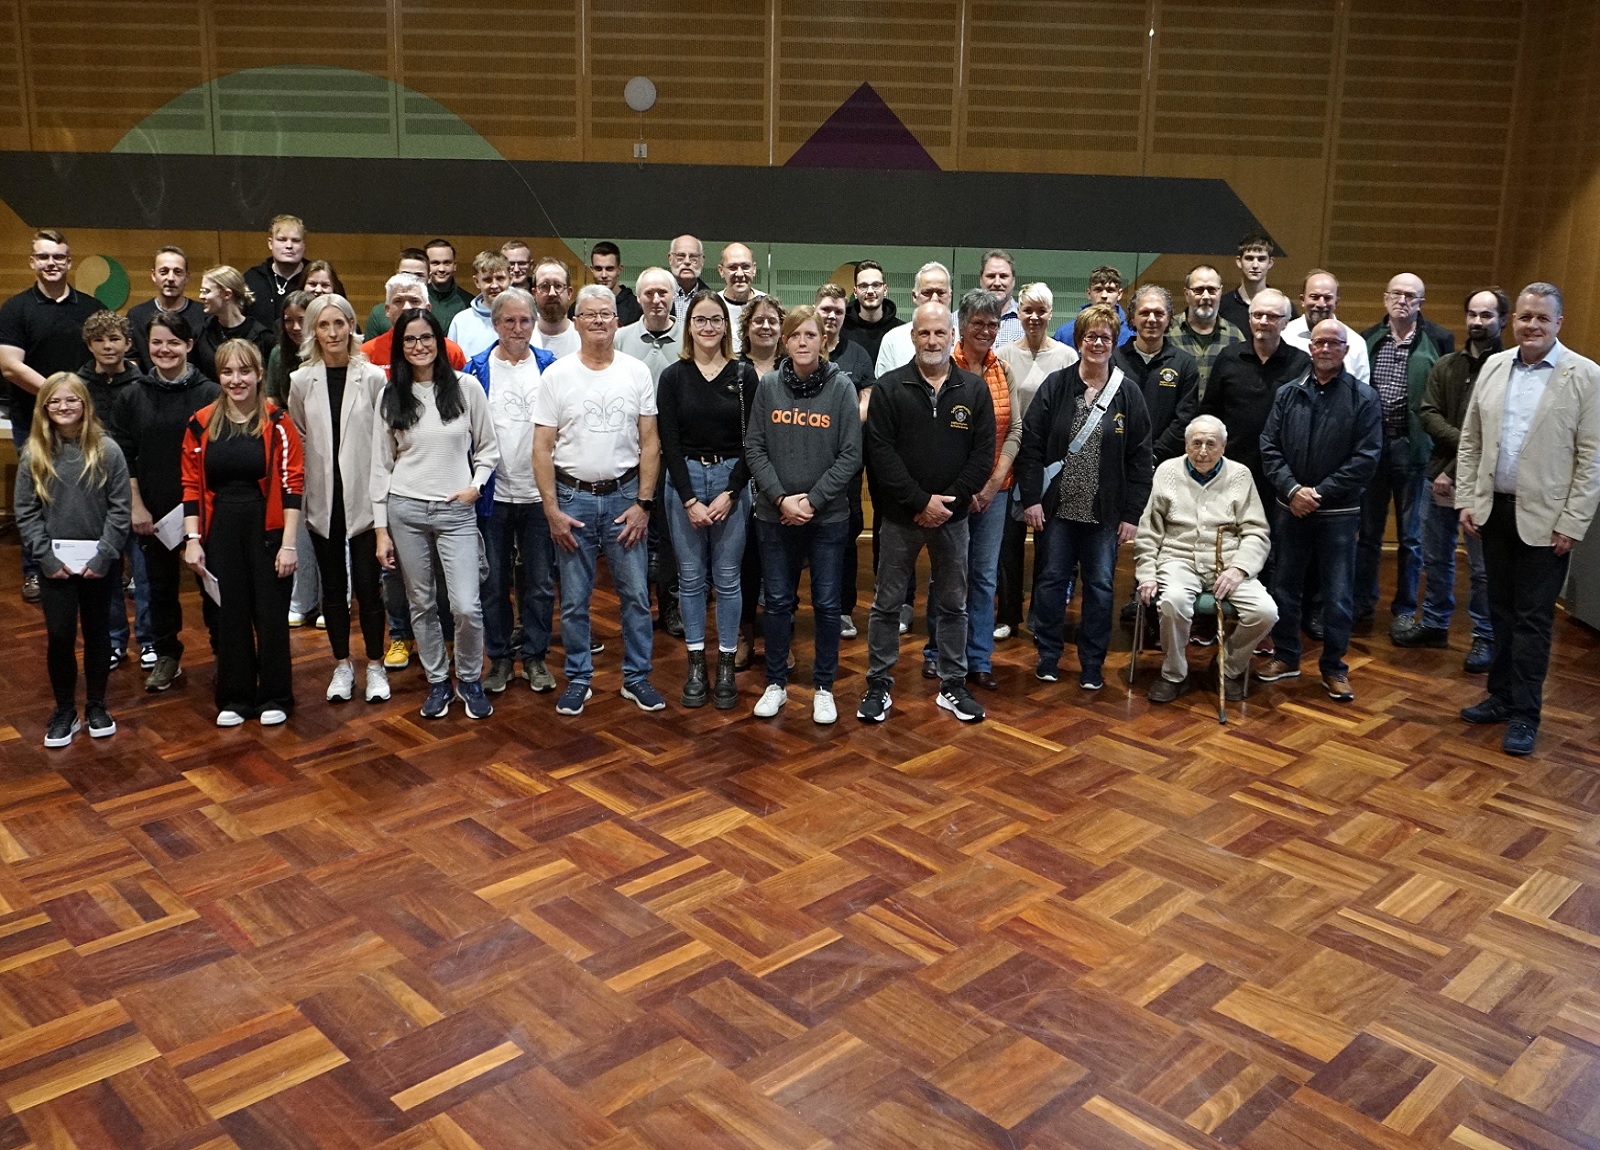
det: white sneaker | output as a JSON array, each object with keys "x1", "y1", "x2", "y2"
[
  {"x1": 994, "y1": 624, "x2": 1012, "y2": 641},
  {"x1": 898, "y1": 604, "x2": 912, "y2": 635},
  {"x1": 840, "y1": 615, "x2": 857, "y2": 639},
  {"x1": 326, "y1": 659, "x2": 355, "y2": 702},
  {"x1": 813, "y1": 689, "x2": 837, "y2": 725},
  {"x1": 217, "y1": 710, "x2": 245, "y2": 727},
  {"x1": 753, "y1": 684, "x2": 788, "y2": 718},
  {"x1": 288, "y1": 610, "x2": 307, "y2": 627},
  {"x1": 259, "y1": 709, "x2": 288, "y2": 726},
  {"x1": 365, "y1": 662, "x2": 390, "y2": 702}
]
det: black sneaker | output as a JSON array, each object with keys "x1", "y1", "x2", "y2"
[
  {"x1": 1079, "y1": 669, "x2": 1105, "y2": 691},
  {"x1": 937, "y1": 683, "x2": 985, "y2": 722},
  {"x1": 856, "y1": 685, "x2": 892, "y2": 722},
  {"x1": 1391, "y1": 617, "x2": 1449, "y2": 648},
  {"x1": 44, "y1": 707, "x2": 79, "y2": 747},
  {"x1": 1034, "y1": 661, "x2": 1060, "y2": 682},
  {"x1": 1464, "y1": 637, "x2": 1494, "y2": 674},
  {"x1": 1461, "y1": 696, "x2": 1511, "y2": 725},
  {"x1": 421, "y1": 680, "x2": 453, "y2": 719},
  {"x1": 85, "y1": 703, "x2": 116, "y2": 738},
  {"x1": 109, "y1": 648, "x2": 126, "y2": 671}
]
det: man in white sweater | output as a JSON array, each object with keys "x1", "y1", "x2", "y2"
[{"x1": 1134, "y1": 415, "x2": 1277, "y2": 703}]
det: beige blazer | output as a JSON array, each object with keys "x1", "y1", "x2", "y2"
[
  {"x1": 1457, "y1": 345, "x2": 1600, "y2": 545},
  {"x1": 287, "y1": 358, "x2": 386, "y2": 539}
]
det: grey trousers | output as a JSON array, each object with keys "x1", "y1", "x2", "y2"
[
  {"x1": 867, "y1": 517, "x2": 970, "y2": 689},
  {"x1": 386, "y1": 495, "x2": 484, "y2": 684}
]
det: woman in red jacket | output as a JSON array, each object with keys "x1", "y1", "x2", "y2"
[{"x1": 181, "y1": 339, "x2": 305, "y2": 726}]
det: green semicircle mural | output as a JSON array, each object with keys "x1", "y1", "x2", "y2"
[{"x1": 112, "y1": 65, "x2": 504, "y2": 161}]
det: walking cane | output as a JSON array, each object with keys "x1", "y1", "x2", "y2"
[{"x1": 1214, "y1": 525, "x2": 1241, "y2": 724}]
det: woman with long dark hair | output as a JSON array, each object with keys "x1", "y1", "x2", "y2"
[
  {"x1": 658, "y1": 289, "x2": 756, "y2": 709},
  {"x1": 372, "y1": 308, "x2": 500, "y2": 720},
  {"x1": 180, "y1": 340, "x2": 304, "y2": 726},
  {"x1": 289, "y1": 293, "x2": 390, "y2": 705},
  {"x1": 16, "y1": 372, "x2": 131, "y2": 746}
]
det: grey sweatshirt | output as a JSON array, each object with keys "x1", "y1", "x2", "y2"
[
  {"x1": 14, "y1": 439, "x2": 132, "y2": 577},
  {"x1": 744, "y1": 363, "x2": 862, "y2": 524}
]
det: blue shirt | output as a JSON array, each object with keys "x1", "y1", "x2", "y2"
[{"x1": 1494, "y1": 342, "x2": 1563, "y2": 493}]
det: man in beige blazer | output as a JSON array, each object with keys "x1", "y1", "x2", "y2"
[{"x1": 1456, "y1": 282, "x2": 1600, "y2": 755}]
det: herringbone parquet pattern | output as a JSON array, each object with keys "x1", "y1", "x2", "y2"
[{"x1": 2, "y1": 540, "x2": 1598, "y2": 1150}]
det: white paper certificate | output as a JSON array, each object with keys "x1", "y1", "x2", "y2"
[
  {"x1": 154, "y1": 504, "x2": 186, "y2": 550},
  {"x1": 50, "y1": 539, "x2": 100, "y2": 574}
]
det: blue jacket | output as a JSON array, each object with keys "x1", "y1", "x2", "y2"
[
  {"x1": 1259, "y1": 370, "x2": 1382, "y2": 514},
  {"x1": 463, "y1": 340, "x2": 555, "y2": 516}
]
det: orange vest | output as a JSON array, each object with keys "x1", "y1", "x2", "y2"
[{"x1": 955, "y1": 344, "x2": 1012, "y2": 489}]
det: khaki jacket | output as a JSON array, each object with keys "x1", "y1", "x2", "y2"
[
  {"x1": 1135, "y1": 456, "x2": 1272, "y2": 584},
  {"x1": 287, "y1": 358, "x2": 387, "y2": 539},
  {"x1": 1457, "y1": 345, "x2": 1600, "y2": 546}
]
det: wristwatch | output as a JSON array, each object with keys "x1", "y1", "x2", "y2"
[
  {"x1": 635, "y1": 497, "x2": 655, "y2": 513},
  {"x1": 184, "y1": 532, "x2": 202, "y2": 541}
]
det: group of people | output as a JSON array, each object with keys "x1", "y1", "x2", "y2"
[{"x1": 5, "y1": 223, "x2": 1596, "y2": 758}]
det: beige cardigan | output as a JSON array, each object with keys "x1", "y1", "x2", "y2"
[
  {"x1": 287, "y1": 358, "x2": 386, "y2": 539},
  {"x1": 1134, "y1": 456, "x2": 1271, "y2": 584}
]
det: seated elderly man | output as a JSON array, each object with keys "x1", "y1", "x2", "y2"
[{"x1": 1134, "y1": 415, "x2": 1277, "y2": 702}]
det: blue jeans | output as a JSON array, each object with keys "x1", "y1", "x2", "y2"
[
  {"x1": 481, "y1": 500, "x2": 555, "y2": 662},
  {"x1": 110, "y1": 540, "x2": 153, "y2": 652},
  {"x1": 757, "y1": 517, "x2": 848, "y2": 689},
  {"x1": 1356, "y1": 437, "x2": 1425, "y2": 618},
  {"x1": 923, "y1": 494, "x2": 1007, "y2": 674},
  {"x1": 1270, "y1": 508, "x2": 1360, "y2": 675},
  {"x1": 666, "y1": 460, "x2": 749, "y2": 651},
  {"x1": 552, "y1": 480, "x2": 653, "y2": 687},
  {"x1": 1420, "y1": 497, "x2": 1490, "y2": 638},
  {"x1": 1030, "y1": 518, "x2": 1117, "y2": 674}
]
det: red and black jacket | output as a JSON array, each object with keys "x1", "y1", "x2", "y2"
[{"x1": 181, "y1": 401, "x2": 305, "y2": 540}]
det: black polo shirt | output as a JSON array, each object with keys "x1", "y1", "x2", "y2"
[{"x1": 0, "y1": 284, "x2": 100, "y2": 425}]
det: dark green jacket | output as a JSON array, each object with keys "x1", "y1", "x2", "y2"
[{"x1": 1363, "y1": 323, "x2": 1444, "y2": 468}]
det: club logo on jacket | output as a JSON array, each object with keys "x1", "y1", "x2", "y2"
[
  {"x1": 1159, "y1": 368, "x2": 1178, "y2": 387},
  {"x1": 949, "y1": 405, "x2": 971, "y2": 430},
  {"x1": 1113, "y1": 413, "x2": 1126, "y2": 434}
]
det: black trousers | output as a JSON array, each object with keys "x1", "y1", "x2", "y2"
[
  {"x1": 207, "y1": 492, "x2": 294, "y2": 716},
  {"x1": 39, "y1": 573, "x2": 114, "y2": 709},
  {"x1": 840, "y1": 470, "x2": 867, "y2": 617},
  {"x1": 311, "y1": 501, "x2": 385, "y2": 662},
  {"x1": 1482, "y1": 493, "x2": 1569, "y2": 724},
  {"x1": 996, "y1": 510, "x2": 1046, "y2": 629},
  {"x1": 141, "y1": 531, "x2": 218, "y2": 660}
]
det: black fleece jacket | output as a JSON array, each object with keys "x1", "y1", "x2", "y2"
[{"x1": 865, "y1": 359, "x2": 995, "y2": 525}]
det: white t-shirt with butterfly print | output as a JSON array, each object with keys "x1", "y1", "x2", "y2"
[{"x1": 532, "y1": 353, "x2": 657, "y2": 483}]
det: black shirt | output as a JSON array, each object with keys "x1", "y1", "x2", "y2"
[
  {"x1": 205, "y1": 425, "x2": 267, "y2": 493},
  {"x1": 657, "y1": 359, "x2": 755, "y2": 499},
  {"x1": 0, "y1": 284, "x2": 100, "y2": 418},
  {"x1": 1201, "y1": 339, "x2": 1311, "y2": 499},
  {"x1": 128, "y1": 298, "x2": 207, "y2": 371}
]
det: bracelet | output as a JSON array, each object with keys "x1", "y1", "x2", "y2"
[{"x1": 280, "y1": 546, "x2": 297, "y2": 552}]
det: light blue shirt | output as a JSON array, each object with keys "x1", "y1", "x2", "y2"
[{"x1": 1494, "y1": 341, "x2": 1563, "y2": 493}]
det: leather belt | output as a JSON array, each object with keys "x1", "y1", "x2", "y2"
[
  {"x1": 555, "y1": 466, "x2": 639, "y2": 495},
  {"x1": 687, "y1": 452, "x2": 737, "y2": 465}
]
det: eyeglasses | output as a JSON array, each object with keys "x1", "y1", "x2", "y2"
[
  {"x1": 1080, "y1": 332, "x2": 1114, "y2": 345},
  {"x1": 33, "y1": 253, "x2": 69, "y2": 264},
  {"x1": 401, "y1": 334, "x2": 436, "y2": 347},
  {"x1": 1309, "y1": 337, "x2": 1347, "y2": 348},
  {"x1": 1384, "y1": 290, "x2": 1422, "y2": 302},
  {"x1": 1187, "y1": 286, "x2": 1220, "y2": 296},
  {"x1": 1249, "y1": 311, "x2": 1287, "y2": 322},
  {"x1": 45, "y1": 398, "x2": 84, "y2": 409},
  {"x1": 690, "y1": 315, "x2": 726, "y2": 328},
  {"x1": 576, "y1": 310, "x2": 616, "y2": 322}
]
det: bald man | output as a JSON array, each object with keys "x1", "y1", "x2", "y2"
[{"x1": 717, "y1": 242, "x2": 764, "y2": 354}]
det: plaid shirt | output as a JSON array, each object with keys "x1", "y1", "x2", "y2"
[
  {"x1": 1370, "y1": 326, "x2": 1417, "y2": 438},
  {"x1": 1169, "y1": 314, "x2": 1244, "y2": 397}
]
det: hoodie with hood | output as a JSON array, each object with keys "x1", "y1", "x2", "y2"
[
  {"x1": 113, "y1": 364, "x2": 220, "y2": 519},
  {"x1": 842, "y1": 297, "x2": 904, "y2": 365}
]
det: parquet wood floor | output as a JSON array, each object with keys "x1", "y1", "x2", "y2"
[{"x1": 1, "y1": 535, "x2": 1599, "y2": 1150}]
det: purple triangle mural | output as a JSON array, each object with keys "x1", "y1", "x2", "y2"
[{"x1": 785, "y1": 83, "x2": 940, "y2": 171}]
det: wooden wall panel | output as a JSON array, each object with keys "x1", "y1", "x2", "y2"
[
  {"x1": 210, "y1": 0, "x2": 384, "y2": 75},
  {"x1": 777, "y1": 0, "x2": 961, "y2": 167},
  {"x1": 960, "y1": 0, "x2": 1146, "y2": 171},
  {"x1": 1498, "y1": 0, "x2": 1600, "y2": 350},
  {"x1": 1151, "y1": 2, "x2": 1337, "y2": 161},
  {"x1": 1325, "y1": 3, "x2": 1520, "y2": 333},
  {"x1": 0, "y1": 1, "x2": 26, "y2": 151},
  {"x1": 398, "y1": 1, "x2": 580, "y2": 159},
  {"x1": 589, "y1": 0, "x2": 767, "y2": 165},
  {"x1": 19, "y1": 0, "x2": 205, "y2": 151}
]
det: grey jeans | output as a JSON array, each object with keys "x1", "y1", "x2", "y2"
[
  {"x1": 386, "y1": 495, "x2": 484, "y2": 684},
  {"x1": 867, "y1": 516, "x2": 970, "y2": 689}
]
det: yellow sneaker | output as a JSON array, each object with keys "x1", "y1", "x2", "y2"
[{"x1": 383, "y1": 638, "x2": 413, "y2": 669}]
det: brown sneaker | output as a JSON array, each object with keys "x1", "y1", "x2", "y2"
[
  {"x1": 1321, "y1": 672, "x2": 1354, "y2": 701},
  {"x1": 1255, "y1": 658, "x2": 1300, "y2": 682}
]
